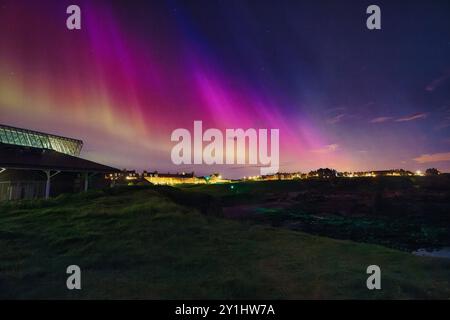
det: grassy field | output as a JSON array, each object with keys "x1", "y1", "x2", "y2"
[
  {"x1": 183, "y1": 178, "x2": 450, "y2": 250},
  {"x1": 1, "y1": 185, "x2": 450, "y2": 299}
]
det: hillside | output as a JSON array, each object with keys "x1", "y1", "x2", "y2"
[{"x1": 1, "y1": 186, "x2": 449, "y2": 299}]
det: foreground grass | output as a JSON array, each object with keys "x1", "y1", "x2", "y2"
[
  {"x1": 183, "y1": 179, "x2": 450, "y2": 250},
  {"x1": 0, "y1": 186, "x2": 449, "y2": 299}
]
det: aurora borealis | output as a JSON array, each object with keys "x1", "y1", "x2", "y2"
[{"x1": 1, "y1": 0, "x2": 450, "y2": 178}]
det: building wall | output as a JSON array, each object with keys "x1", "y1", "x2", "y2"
[
  {"x1": 0, "y1": 169, "x2": 111, "y2": 201},
  {"x1": 0, "y1": 181, "x2": 46, "y2": 201}
]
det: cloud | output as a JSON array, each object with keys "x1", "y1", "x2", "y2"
[
  {"x1": 326, "y1": 107, "x2": 347, "y2": 113},
  {"x1": 326, "y1": 114, "x2": 346, "y2": 124},
  {"x1": 426, "y1": 71, "x2": 450, "y2": 92},
  {"x1": 312, "y1": 144, "x2": 339, "y2": 154},
  {"x1": 435, "y1": 117, "x2": 450, "y2": 130},
  {"x1": 396, "y1": 112, "x2": 428, "y2": 122},
  {"x1": 435, "y1": 109, "x2": 450, "y2": 130},
  {"x1": 413, "y1": 152, "x2": 450, "y2": 163},
  {"x1": 370, "y1": 116, "x2": 393, "y2": 123}
]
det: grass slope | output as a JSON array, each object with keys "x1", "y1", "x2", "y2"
[{"x1": 0, "y1": 186, "x2": 449, "y2": 299}]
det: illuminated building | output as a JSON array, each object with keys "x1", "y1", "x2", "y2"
[
  {"x1": 0, "y1": 124, "x2": 119, "y2": 201},
  {"x1": 143, "y1": 171, "x2": 230, "y2": 185},
  {"x1": 259, "y1": 172, "x2": 303, "y2": 181},
  {"x1": 0, "y1": 124, "x2": 83, "y2": 156},
  {"x1": 205, "y1": 173, "x2": 230, "y2": 184},
  {"x1": 144, "y1": 171, "x2": 204, "y2": 185},
  {"x1": 105, "y1": 170, "x2": 142, "y2": 185}
]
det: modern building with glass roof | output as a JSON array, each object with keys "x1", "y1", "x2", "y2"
[
  {"x1": 0, "y1": 124, "x2": 83, "y2": 156},
  {"x1": 0, "y1": 124, "x2": 119, "y2": 201}
]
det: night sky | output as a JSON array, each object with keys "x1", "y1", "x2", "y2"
[{"x1": 1, "y1": 0, "x2": 450, "y2": 178}]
